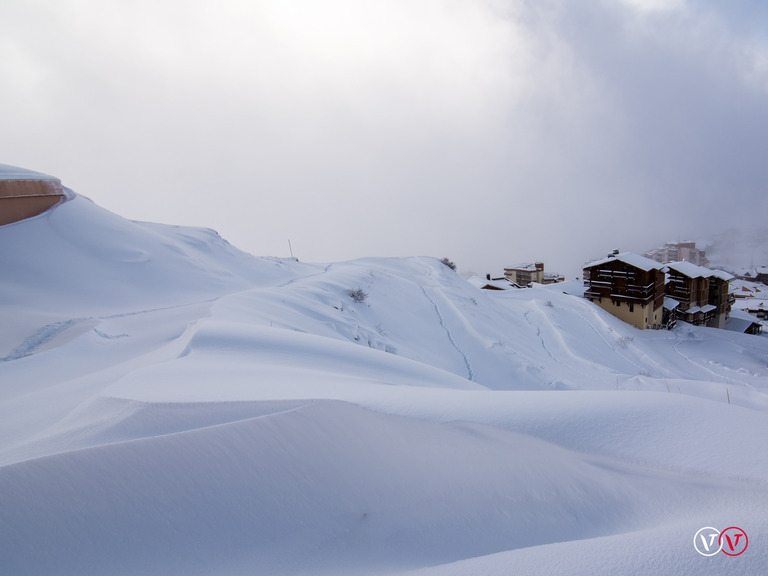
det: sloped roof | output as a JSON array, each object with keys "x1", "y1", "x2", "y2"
[
  {"x1": 663, "y1": 297, "x2": 680, "y2": 310},
  {"x1": 725, "y1": 308, "x2": 763, "y2": 333},
  {"x1": 710, "y1": 269, "x2": 734, "y2": 281},
  {"x1": 664, "y1": 260, "x2": 713, "y2": 279},
  {"x1": 482, "y1": 279, "x2": 513, "y2": 290},
  {"x1": 729, "y1": 279, "x2": 766, "y2": 295},
  {"x1": 734, "y1": 266, "x2": 768, "y2": 278},
  {"x1": 584, "y1": 252, "x2": 662, "y2": 272}
]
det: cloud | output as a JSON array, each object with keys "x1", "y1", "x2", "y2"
[{"x1": 0, "y1": 0, "x2": 766, "y2": 279}]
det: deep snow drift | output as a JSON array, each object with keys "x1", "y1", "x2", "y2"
[{"x1": 1, "y1": 193, "x2": 767, "y2": 575}]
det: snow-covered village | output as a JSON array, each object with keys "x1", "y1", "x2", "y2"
[{"x1": 3, "y1": 1, "x2": 768, "y2": 575}]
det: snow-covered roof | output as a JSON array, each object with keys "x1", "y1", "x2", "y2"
[
  {"x1": 0, "y1": 163, "x2": 59, "y2": 182},
  {"x1": 734, "y1": 265, "x2": 768, "y2": 279},
  {"x1": 548, "y1": 279, "x2": 584, "y2": 297},
  {"x1": 465, "y1": 275, "x2": 486, "y2": 289},
  {"x1": 664, "y1": 261, "x2": 713, "y2": 279},
  {"x1": 505, "y1": 262, "x2": 542, "y2": 271},
  {"x1": 734, "y1": 298, "x2": 767, "y2": 312},
  {"x1": 730, "y1": 279, "x2": 767, "y2": 296},
  {"x1": 466, "y1": 275, "x2": 514, "y2": 290},
  {"x1": 685, "y1": 306, "x2": 701, "y2": 314},
  {"x1": 482, "y1": 280, "x2": 513, "y2": 290},
  {"x1": 710, "y1": 269, "x2": 734, "y2": 281},
  {"x1": 584, "y1": 252, "x2": 662, "y2": 272},
  {"x1": 725, "y1": 308, "x2": 762, "y2": 333},
  {"x1": 700, "y1": 304, "x2": 716, "y2": 313},
  {"x1": 663, "y1": 297, "x2": 680, "y2": 310}
]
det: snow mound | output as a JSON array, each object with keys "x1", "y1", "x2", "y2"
[
  {"x1": 2, "y1": 191, "x2": 768, "y2": 575},
  {"x1": 3, "y1": 401, "x2": 761, "y2": 576}
]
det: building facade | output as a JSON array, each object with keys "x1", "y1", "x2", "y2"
[
  {"x1": 504, "y1": 262, "x2": 544, "y2": 286},
  {"x1": 504, "y1": 262, "x2": 563, "y2": 286},
  {"x1": 664, "y1": 261, "x2": 732, "y2": 329},
  {"x1": 583, "y1": 252, "x2": 666, "y2": 330},
  {"x1": 644, "y1": 241, "x2": 709, "y2": 267}
]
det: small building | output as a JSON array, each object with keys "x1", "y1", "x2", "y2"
[
  {"x1": 504, "y1": 262, "x2": 563, "y2": 287},
  {"x1": 731, "y1": 266, "x2": 768, "y2": 284},
  {"x1": 466, "y1": 275, "x2": 517, "y2": 291},
  {"x1": 725, "y1": 308, "x2": 764, "y2": 335},
  {"x1": 583, "y1": 252, "x2": 665, "y2": 330},
  {"x1": 729, "y1": 279, "x2": 768, "y2": 322},
  {"x1": 735, "y1": 299, "x2": 768, "y2": 320},
  {"x1": 543, "y1": 272, "x2": 565, "y2": 284},
  {"x1": 662, "y1": 297, "x2": 680, "y2": 329},
  {"x1": 730, "y1": 279, "x2": 767, "y2": 299},
  {"x1": 0, "y1": 164, "x2": 66, "y2": 226},
  {"x1": 481, "y1": 276, "x2": 514, "y2": 291},
  {"x1": 504, "y1": 262, "x2": 544, "y2": 286}
]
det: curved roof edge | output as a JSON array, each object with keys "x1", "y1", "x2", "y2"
[{"x1": 0, "y1": 163, "x2": 60, "y2": 182}]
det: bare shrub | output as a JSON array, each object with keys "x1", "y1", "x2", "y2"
[
  {"x1": 348, "y1": 288, "x2": 368, "y2": 303},
  {"x1": 440, "y1": 257, "x2": 457, "y2": 271}
]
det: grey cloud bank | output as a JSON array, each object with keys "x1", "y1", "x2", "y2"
[{"x1": 1, "y1": 0, "x2": 766, "y2": 279}]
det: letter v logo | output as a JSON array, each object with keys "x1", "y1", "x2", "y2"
[
  {"x1": 720, "y1": 527, "x2": 748, "y2": 557},
  {"x1": 694, "y1": 527, "x2": 722, "y2": 556}
]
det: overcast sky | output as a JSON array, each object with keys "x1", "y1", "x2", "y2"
[{"x1": 2, "y1": 0, "x2": 767, "y2": 278}]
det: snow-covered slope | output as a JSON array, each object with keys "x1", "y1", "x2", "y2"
[{"x1": 2, "y1": 193, "x2": 767, "y2": 575}]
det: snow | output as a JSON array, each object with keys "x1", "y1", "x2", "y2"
[
  {"x1": 665, "y1": 260, "x2": 714, "y2": 278},
  {"x1": 2, "y1": 192, "x2": 768, "y2": 575},
  {"x1": 0, "y1": 162, "x2": 59, "y2": 181},
  {"x1": 548, "y1": 279, "x2": 585, "y2": 297},
  {"x1": 711, "y1": 269, "x2": 734, "y2": 281},
  {"x1": 584, "y1": 251, "x2": 663, "y2": 272},
  {"x1": 727, "y1": 308, "x2": 762, "y2": 333},
  {"x1": 664, "y1": 296, "x2": 680, "y2": 310}
]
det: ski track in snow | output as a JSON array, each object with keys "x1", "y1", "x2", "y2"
[
  {"x1": 671, "y1": 333, "x2": 750, "y2": 386},
  {"x1": 2, "y1": 318, "x2": 88, "y2": 361},
  {"x1": 523, "y1": 308, "x2": 556, "y2": 362},
  {"x1": 278, "y1": 262, "x2": 334, "y2": 288},
  {"x1": 572, "y1": 305, "x2": 657, "y2": 377},
  {"x1": 419, "y1": 285, "x2": 474, "y2": 381}
]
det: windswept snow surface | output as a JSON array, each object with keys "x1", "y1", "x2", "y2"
[{"x1": 1, "y1": 194, "x2": 768, "y2": 575}]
